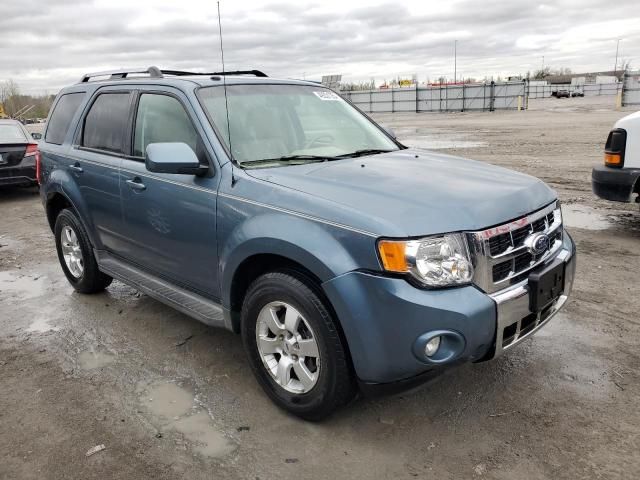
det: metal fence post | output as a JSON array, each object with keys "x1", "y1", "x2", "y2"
[
  {"x1": 489, "y1": 81, "x2": 495, "y2": 112},
  {"x1": 391, "y1": 88, "x2": 395, "y2": 113},
  {"x1": 461, "y1": 82, "x2": 465, "y2": 112},
  {"x1": 415, "y1": 85, "x2": 419, "y2": 113}
]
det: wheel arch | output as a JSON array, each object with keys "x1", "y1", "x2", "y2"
[
  {"x1": 43, "y1": 174, "x2": 101, "y2": 249},
  {"x1": 219, "y1": 211, "x2": 367, "y2": 336}
]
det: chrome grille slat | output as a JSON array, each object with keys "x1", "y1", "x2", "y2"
[{"x1": 468, "y1": 202, "x2": 563, "y2": 294}]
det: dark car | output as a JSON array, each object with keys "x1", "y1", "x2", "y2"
[
  {"x1": 0, "y1": 119, "x2": 41, "y2": 187},
  {"x1": 552, "y1": 89, "x2": 570, "y2": 98}
]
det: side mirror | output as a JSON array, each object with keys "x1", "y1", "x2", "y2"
[
  {"x1": 31, "y1": 132, "x2": 42, "y2": 140},
  {"x1": 145, "y1": 142, "x2": 206, "y2": 175},
  {"x1": 380, "y1": 124, "x2": 397, "y2": 139}
]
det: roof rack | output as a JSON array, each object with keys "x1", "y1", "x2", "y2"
[
  {"x1": 79, "y1": 66, "x2": 267, "y2": 83},
  {"x1": 80, "y1": 66, "x2": 163, "y2": 83},
  {"x1": 162, "y1": 69, "x2": 268, "y2": 78}
]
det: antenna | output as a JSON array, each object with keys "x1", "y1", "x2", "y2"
[{"x1": 217, "y1": 1, "x2": 237, "y2": 186}]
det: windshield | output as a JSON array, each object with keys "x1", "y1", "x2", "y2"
[{"x1": 198, "y1": 84, "x2": 399, "y2": 165}]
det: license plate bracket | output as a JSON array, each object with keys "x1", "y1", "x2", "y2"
[{"x1": 528, "y1": 260, "x2": 565, "y2": 312}]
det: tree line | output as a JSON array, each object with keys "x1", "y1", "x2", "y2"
[{"x1": 0, "y1": 80, "x2": 55, "y2": 120}]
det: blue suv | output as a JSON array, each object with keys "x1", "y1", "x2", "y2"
[{"x1": 39, "y1": 67, "x2": 576, "y2": 419}]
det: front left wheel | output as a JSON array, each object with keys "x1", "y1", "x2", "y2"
[
  {"x1": 54, "y1": 208, "x2": 112, "y2": 293},
  {"x1": 241, "y1": 271, "x2": 355, "y2": 420}
]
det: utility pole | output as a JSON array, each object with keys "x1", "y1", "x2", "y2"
[
  {"x1": 454, "y1": 40, "x2": 457, "y2": 84},
  {"x1": 614, "y1": 39, "x2": 620, "y2": 74}
]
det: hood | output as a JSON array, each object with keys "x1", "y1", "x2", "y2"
[{"x1": 246, "y1": 149, "x2": 556, "y2": 237}]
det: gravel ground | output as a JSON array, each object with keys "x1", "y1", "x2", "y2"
[{"x1": 1, "y1": 95, "x2": 639, "y2": 479}]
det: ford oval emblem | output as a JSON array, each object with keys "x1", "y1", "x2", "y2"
[{"x1": 526, "y1": 233, "x2": 550, "y2": 255}]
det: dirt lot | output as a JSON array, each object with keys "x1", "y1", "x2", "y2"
[{"x1": 1, "y1": 96, "x2": 639, "y2": 479}]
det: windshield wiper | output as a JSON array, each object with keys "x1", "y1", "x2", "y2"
[
  {"x1": 334, "y1": 149, "x2": 395, "y2": 159},
  {"x1": 240, "y1": 155, "x2": 336, "y2": 167}
]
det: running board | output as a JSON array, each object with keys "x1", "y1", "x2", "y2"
[{"x1": 96, "y1": 251, "x2": 226, "y2": 328}]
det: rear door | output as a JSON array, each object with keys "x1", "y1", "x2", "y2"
[
  {"x1": 119, "y1": 86, "x2": 220, "y2": 297},
  {"x1": 71, "y1": 89, "x2": 132, "y2": 252}
]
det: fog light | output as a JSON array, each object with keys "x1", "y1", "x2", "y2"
[{"x1": 425, "y1": 336, "x2": 441, "y2": 357}]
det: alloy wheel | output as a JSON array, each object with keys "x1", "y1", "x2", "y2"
[
  {"x1": 60, "y1": 225, "x2": 84, "y2": 278},
  {"x1": 255, "y1": 301, "x2": 320, "y2": 394}
]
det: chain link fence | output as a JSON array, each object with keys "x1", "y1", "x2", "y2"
[
  {"x1": 526, "y1": 82, "x2": 621, "y2": 99},
  {"x1": 341, "y1": 81, "x2": 527, "y2": 113},
  {"x1": 341, "y1": 80, "x2": 626, "y2": 113}
]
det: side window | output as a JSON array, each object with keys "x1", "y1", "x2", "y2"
[
  {"x1": 82, "y1": 92, "x2": 131, "y2": 154},
  {"x1": 45, "y1": 93, "x2": 85, "y2": 145},
  {"x1": 133, "y1": 94, "x2": 199, "y2": 158}
]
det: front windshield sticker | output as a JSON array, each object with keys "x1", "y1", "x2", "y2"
[{"x1": 313, "y1": 90, "x2": 342, "y2": 101}]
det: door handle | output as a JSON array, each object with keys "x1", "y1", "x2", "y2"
[
  {"x1": 69, "y1": 163, "x2": 83, "y2": 173},
  {"x1": 126, "y1": 178, "x2": 146, "y2": 191}
]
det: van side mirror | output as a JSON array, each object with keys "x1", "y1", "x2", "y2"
[
  {"x1": 31, "y1": 132, "x2": 42, "y2": 140},
  {"x1": 145, "y1": 142, "x2": 206, "y2": 175}
]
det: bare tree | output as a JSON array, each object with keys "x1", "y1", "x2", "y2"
[
  {"x1": 0, "y1": 80, "x2": 21, "y2": 116},
  {"x1": 533, "y1": 67, "x2": 551, "y2": 80}
]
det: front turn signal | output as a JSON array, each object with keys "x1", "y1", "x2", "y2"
[
  {"x1": 603, "y1": 128, "x2": 626, "y2": 168},
  {"x1": 604, "y1": 152, "x2": 622, "y2": 167},
  {"x1": 378, "y1": 240, "x2": 408, "y2": 272}
]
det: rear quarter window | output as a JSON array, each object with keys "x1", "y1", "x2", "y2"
[
  {"x1": 45, "y1": 92, "x2": 85, "y2": 145},
  {"x1": 81, "y1": 92, "x2": 131, "y2": 154}
]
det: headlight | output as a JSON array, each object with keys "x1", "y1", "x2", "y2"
[{"x1": 377, "y1": 233, "x2": 474, "y2": 287}]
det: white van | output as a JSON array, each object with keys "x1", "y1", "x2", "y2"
[{"x1": 592, "y1": 111, "x2": 640, "y2": 204}]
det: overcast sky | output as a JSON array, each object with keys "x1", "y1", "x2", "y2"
[{"x1": 1, "y1": 0, "x2": 638, "y2": 94}]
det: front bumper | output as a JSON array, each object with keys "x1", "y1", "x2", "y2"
[
  {"x1": 488, "y1": 233, "x2": 576, "y2": 359},
  {"x1": 592, "y1": 165, "x2": 640, "y2": 203},
  {"x1": 322, "y1": 233, "x2": 576, "y2": 386}
]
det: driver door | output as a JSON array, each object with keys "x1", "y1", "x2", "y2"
[{"x1": 119, "y1": 87, "x2": 220, "y2": 298}]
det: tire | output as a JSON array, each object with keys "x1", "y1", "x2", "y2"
[
  {"x1": 54, "y1": 208, "x2": 112, "y2": 293},
  {"x1": 241, "y1": 271, "x2": 355, "y2": 420}
]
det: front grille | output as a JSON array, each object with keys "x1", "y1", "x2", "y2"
[
  {"x1": 488, "y1": 211, "x2": 554, "y2": 257},
  {"x1": 469, "y1": 202, "x2": 563, "y2": 294},
  {"x1": 501, "y1": 302, "x2": 556, "y2": 349}
]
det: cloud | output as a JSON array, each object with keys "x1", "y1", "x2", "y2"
[{"x1": 0, "y1": 0, "x2": 637, "y2": 93}]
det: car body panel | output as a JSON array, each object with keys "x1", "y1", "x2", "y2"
[
  {"x1": 322, "y1": 272, "x2": 497, "y2": 383},
  {"x1": 246, "y1": 150, "x2": 557, "y2": 237}
]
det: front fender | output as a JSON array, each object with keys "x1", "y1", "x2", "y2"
[{"x1": 219, "y1": 210, "x2": 377, "y2": 309}]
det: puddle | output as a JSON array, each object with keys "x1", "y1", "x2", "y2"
[
  {"x1": 27, "y1": 318, "x2": 60, "y2": 333},
  {"x1": 77, "y1": 350, "x2": 116, "y2": 370},
  {"x1": 143, "y1": 382, "x2": 194, "y2": 419},
  {"x1": 0, "y1": 271, "x2": 46, "y2": 299},
  {"x1": 172, "y1": 412, "x2": 236, "y2": 457},
  {"x1": 562, "y1": 204, "x2": 612, "y2": 230},
  {"x1": 139, "y1": 381, "x2": 236, "y2": 458}
]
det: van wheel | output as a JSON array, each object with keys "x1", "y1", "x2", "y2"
[
  {"x1": 54, "y1": 208, "x2": 112, "y2": 293},
  {"x1": 241, "y1": 271, "x2": 355, "y2": 420}
]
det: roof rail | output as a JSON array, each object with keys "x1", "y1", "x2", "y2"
[
  {"x1": 79, "y1": 67, "x2": 268, "y2": 84},
  {"x1": 80, "y1": 66, "x2": 162, "y2": 83},
  {"x1": 161, "y1": 69, "x2": 268, "y2": 78}
]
